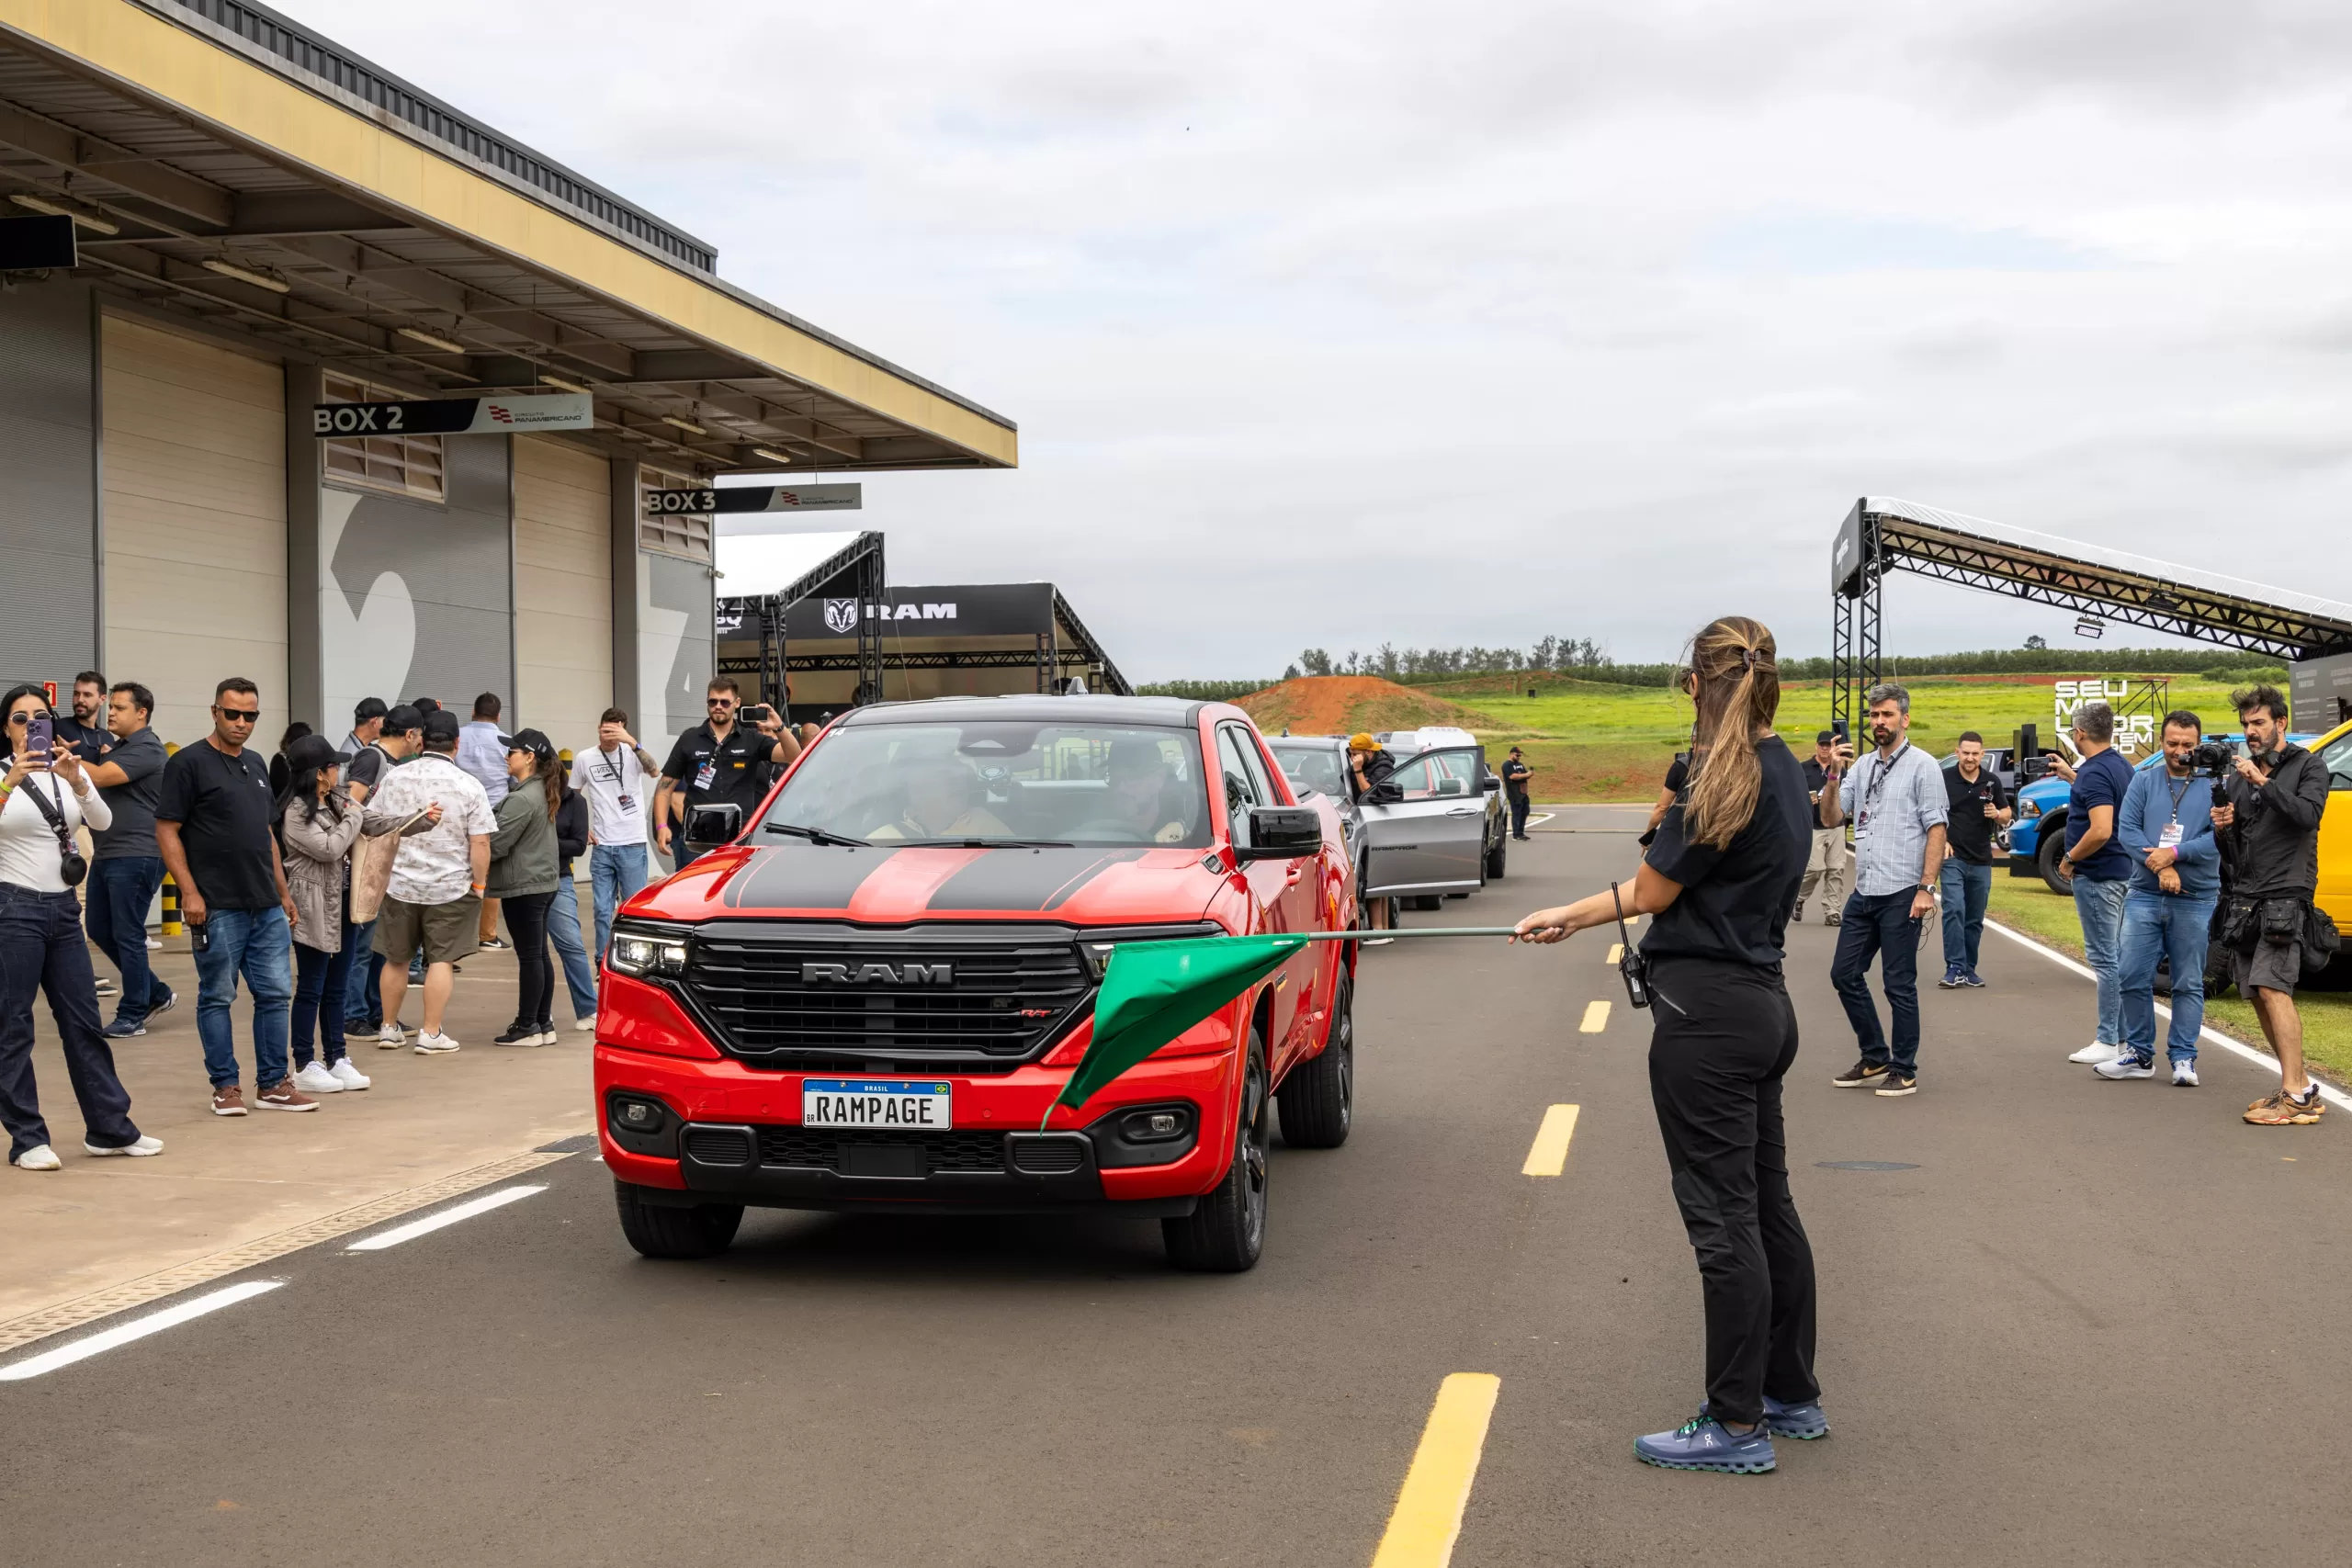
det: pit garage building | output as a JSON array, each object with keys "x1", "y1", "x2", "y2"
[{"x1": 0, "y1": 0, "x2": 1014, "y2": 756}]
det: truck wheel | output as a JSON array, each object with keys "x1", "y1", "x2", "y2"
[
  {"x1": 1410, "y1": 894, "x2": 1443, "y2": 911},
  {"x1": 2035, "y1": 827, "x2": 2071, "y2": 897},
  {"x1": 1485, "y1": 830, "x2": 1507, "y2": 881},
  {"x1": 1164, "y1": 1032, "x2": 1270, "y2": 1272},
  {"x1": 614, "y1": 1179, "x2": 742, "y2": 1259},
  {"x1": 1278, "y1": 975, "x2": 1353, "y2": 1149}
]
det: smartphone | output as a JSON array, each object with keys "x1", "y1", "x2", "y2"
[
  {"x1": 22, "y1": 713, "x2": 51, "y2": 761},
  {"x1": 1828, "y1": 719, "x2": 1849, "y2": 747},
  {"x1": 189, "y1": 919, "x2": 209, "y2": 954},
  {"x1": 740, "y1": 704, "x2": 774, "y2": 724}
]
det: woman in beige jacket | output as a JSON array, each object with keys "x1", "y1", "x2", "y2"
[{"x1": 277, "y1": 735, "x2": 434, "y2": 1094}]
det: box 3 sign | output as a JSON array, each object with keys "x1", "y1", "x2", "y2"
[
  {"x1": 2052, "y1": 679, "x2": 2154, "y2": 746},
  {"x1": 311, "y1": 392, "x2": 593, "y2": 436}
]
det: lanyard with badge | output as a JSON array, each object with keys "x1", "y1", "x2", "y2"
[
  {"x1": 2158, "y1": 772, "x2": 2192, "y2": 851},
  {"x1": 1854, "y1": 743, "x2": 1909, "y2": 841},
  {"x1": 600, "y1": 747, "x2": 636, "y2": 811}
]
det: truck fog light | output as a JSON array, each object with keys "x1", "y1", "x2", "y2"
[
  {"x1": 610, "y1": 1096, "x2": 667, "y2": 1135},
  {"x1": 1121, "y1": 1107, "x2": 1191, "y2": 1143}
]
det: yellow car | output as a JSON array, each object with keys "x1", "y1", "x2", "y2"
[{"x1": 2317, "y1": 719, "x2": 2352, "y2": 937}]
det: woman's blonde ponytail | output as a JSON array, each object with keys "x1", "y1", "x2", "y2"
[{"x1": 1680, "y1": 617, "x2": 1781, "y2": 850}]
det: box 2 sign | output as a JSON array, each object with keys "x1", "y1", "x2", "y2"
[
  {"x1": 311, "y1": 392, "x2": 593, "y2": 436},
  {"x1": 2052, "y1": 679, "x2": 2154, "y2": 748}
]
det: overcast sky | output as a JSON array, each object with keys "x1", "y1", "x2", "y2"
[{"x1": 298, "y1": 0, "x2": 2352, "y2": 680}]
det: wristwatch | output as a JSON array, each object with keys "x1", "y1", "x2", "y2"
[{"x1": 1917, "y1": 881, "x2": 1935, "y2": 894}]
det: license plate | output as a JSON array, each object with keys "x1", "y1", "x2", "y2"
[{"x1": 801, "y1": 1078, "x2": 953, "y2": 1130}]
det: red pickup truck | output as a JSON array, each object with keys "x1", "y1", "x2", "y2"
[{"x1": 595, "y1": 695, "x2": 1357, "y2": 1271}]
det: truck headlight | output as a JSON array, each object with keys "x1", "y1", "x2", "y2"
[
  {"x1": 608, "y1": 927, "x2": 687, "y2": 979},
  {"x1": 2018, "y1": 799, "x2": 2041, "y2": 819}
]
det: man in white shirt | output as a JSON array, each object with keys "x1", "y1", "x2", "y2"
[
  {"x1": 572, "y1": 706, "x2": 660, "y2": 959},
  {"x1": 456, "y1": 692, "x2": 510, "y2": 947},
  {"x1": 365, "y1": 710, "x2": 494, "y2": 1052}
]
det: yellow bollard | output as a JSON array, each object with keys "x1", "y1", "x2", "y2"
[{"x1": 160, "y1": 873, "x2": 183, "y2": 937}]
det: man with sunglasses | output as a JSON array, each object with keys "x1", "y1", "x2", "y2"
[
  {"x1": 155, "y1": 677, "x2": 312, "y2": 1115},
  {"x1": 653, "y1": 678, "x2": 802, "y2": 871}
]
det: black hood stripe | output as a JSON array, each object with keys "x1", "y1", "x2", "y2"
[
  {"x1": 721, "y1": 845, "x2": 901, "y2": 909},
  {"x1": 923, "y1": 848, "x2": 1149, "y2": 912}
]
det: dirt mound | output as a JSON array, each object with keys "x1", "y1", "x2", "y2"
[{"x1": 1236, "y1": 676, "x2": 1495, "y2": 737}]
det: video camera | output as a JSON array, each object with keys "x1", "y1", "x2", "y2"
[{"x1": 2188, "y1": 739, "x2": 2239, "y2": 781}]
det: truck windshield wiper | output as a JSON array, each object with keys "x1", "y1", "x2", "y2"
[
  {"x1": 762, "y1": 822, "x2": 870, "y2": 847},
  {"x1": 898, "y1": 838, "x2": 1074, "y2": 849}
]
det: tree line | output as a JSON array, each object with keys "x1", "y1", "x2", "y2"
[{"x1": 1135, "y1": 644, "x2": 2290, "y2": 699}]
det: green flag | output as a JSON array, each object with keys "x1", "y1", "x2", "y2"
[{"x1": 1045, "y1": 934, "x2": 1306, "y2": 1127}]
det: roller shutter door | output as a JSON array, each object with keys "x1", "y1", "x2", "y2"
[
  {"x1": 101, "y1": 316, "x2": 287, "y2": 748},
  {"x1": 514, "y1": 435, "x2": 612, "y2": 754}
]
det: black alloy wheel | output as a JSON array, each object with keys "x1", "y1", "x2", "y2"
[
  {"x1": 614, "y1": 1179, "x2": 743, "y2": 1259},
  {"x1": 1163, "y1": 1031, "x2": 1271, "y2": 1271},
  {"x1": 1277, "y1": 974, "x2": 1353, "y2": 1148},
  {"x1": 2035, "y1": 821, "x2": 2072, "y2": 897},
  {"x1": 1485, "y1": 828, "x2": 1507, "y2": 881}
]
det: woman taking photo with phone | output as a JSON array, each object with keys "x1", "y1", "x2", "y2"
[
  {"x1": 487, "y1": 728, "x2": 562, "y2": 1047},
  {"x1": 0, "y1": 683, "x2": 158, "y2": 1169},
  {"x1": 1512, "y1": 616, "x2": 1819, "y2": 1474}
]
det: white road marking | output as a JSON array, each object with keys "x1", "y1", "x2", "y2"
[
  {"x1": 1523, "y1": 812, "x2": 1555, "y2": 828},
  {"x1": 345, "y1": 1185, "x2": 548, "y2": 1251},
  {"x1": 0, "y1": 1281, "x2": 283, "y2": 1382},
  {"x1": 1982, "y1": 919, "x2": 2351, "y2": 1111}
]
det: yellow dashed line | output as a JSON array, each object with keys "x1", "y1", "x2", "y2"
[
  {"x1": 1578, "y1": 998, "x2": 1610, "y2": 1033},
  {"x1": 1605, "y1": 942, "x2": 1622, "y2": 964},
  {"x1": 1521, "y1": 1104, "x2": 1580, "y2": 1177},
  {"x1": 1370, "y1": 1373, "x2": 1502, "y2": 1568}
]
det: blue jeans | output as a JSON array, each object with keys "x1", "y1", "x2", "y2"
[
  {"x1": 548, "y1": 876, "x2": 598, "y2": 1020},
  {"x1": 85, "y1": 856, "x2": 168, "y2": 1024},
  {"x1": 292, "y1": 937, "x2": 356, "y2": 1068},
  {"x1": 192, "y1": 905, "x2": 294, "y2": 1090},
  {"x1": 1938, "y1": 860, "x2": 1992, "y2": 971},
  {"x1": 2119, "y1": 888, "x2": 2216, "y2": 1065},
  {"x1": 342, "y1": 916, "x2": 381, "y2": 1029},
  {"x1": 590, "y1": 842, "x2": 649, "y2": 959},
  {"x1": 2071, "y1": 874, "x2": 2131, "y2": 1045},
  {"x1": 0, "y1": 884, "x2": 141, "y2": 1159},
  {"x1": 1830, "y1": 889, "x2": 1926, "y2": 1077}
]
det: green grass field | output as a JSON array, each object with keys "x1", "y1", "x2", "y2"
[
  {"x1": 1434, "y1": 671, "x2": 2258, "y2": 802},
  {"x1": 1985, "y1": 875, "x2": 2352, "y2": 1090}
]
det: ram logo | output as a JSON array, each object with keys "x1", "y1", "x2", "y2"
[
  {"x1": 823, "y1": 597, "x2": 859, "y2": 634},
  {"x1": 800, "y1": 961, "x2": 955, "y2": 986}
]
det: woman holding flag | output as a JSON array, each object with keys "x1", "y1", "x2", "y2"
[{"x1": 1512, "y1": 615, "x2": 1822, "y2": 1474}]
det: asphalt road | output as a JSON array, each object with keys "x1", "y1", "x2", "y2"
[{"x1": 4, "y1": 813, "x2": 2346, "y2": 1567}]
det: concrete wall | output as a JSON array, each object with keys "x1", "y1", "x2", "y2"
[
  {"x1": 514, "y1": 436, "x2": 613, "y2": 752},
  {"x1": 0, "y1": 278, "x2": 97, "y2": 692}
]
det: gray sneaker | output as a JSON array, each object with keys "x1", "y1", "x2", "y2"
[{"x1": 1874, "y1": 1074, "x2": 1918, "y2": 1098}]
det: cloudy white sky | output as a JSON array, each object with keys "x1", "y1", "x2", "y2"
[{"x1": 299, "y1": 0, "x2": 2352, "y2": 680}]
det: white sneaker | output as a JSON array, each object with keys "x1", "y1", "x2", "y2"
[
  {"x1": 2093, "y1": 1053, "x2": 2155, "y2": 1080},
  {"x1": 537, "y1": 1027, "x2": 560, "y2": 1046},
  {"x1": 84, "y1": 1134, "x2": 164, "y2": 1157},
  {"x1": 145, "y1": 937, "x2": 162, "y2": 949},
  {"x1": 574, "y1": 1013, "x2": 596, "y2": 1033},
  {"x1": 413, "y1": 1031, "x2": 461, "y2": 1054},
  {"x1": 2067, "y1": 1041, "x2": 2121, "y2": 1065},
  {"x1": 293, "y1": 1061, "x2": 345, "y2": 1095},
  {"x1": 378, "y1": 1023, "x2": 408, "y2": 1050},
  {"x1": 12, "y1": 1144, "x2": 62, "y2": 1170},
  {"x1": 2172, "y1": 1060, "x2": 2199, "y2": 1088},
  {"x1": 330, "y1": 1058, "x2": 373, "y2": 1091}
]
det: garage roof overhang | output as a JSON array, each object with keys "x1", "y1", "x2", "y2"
[{"x1": 0, "y1": 0, "x2": 1016, "y2": 475}]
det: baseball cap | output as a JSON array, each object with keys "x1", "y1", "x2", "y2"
[
  {"x1": 421, "y1": 710, "x2": 461, "y2": 746},
  {"x1": 354, "y1": 696, "x2": 388, "y2": 725},
  {"x1": 384, "y1": 704, "x2": 423, "y2": 735},
  {"x1": 498, "y1": 727, "x2": 555, "y2": 760},
  {"x1": 287, "y1": 734, "x2": 343, "y2": 773},
  {"x1": 1816, "y1": 729, "x2": 1836, "y2": 744}
]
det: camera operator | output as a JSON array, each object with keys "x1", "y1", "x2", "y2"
[
  {"x1": 2105, "y1": 712, "x2": 2222, "y2": 1087},
  {"x1": 1514, "y1": 617, "x2": 1821, "y2": 1475},
  {"x1": 2214, "y1": 685, "x2": 2333, "y2": 1126},
  {"x1": 654, "y1": 678, "x2": 801, "y2": 872}
]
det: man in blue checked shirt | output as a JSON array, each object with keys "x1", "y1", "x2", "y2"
[
  {"x1": 1820, "y1": 683, "x2": 1949, "y2": 1098},
  {"x1": 2103, "y1": 711, "x2": 2222, "y2": 1087}
]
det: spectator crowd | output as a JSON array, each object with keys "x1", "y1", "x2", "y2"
[{"x1": 4, "y1": 667, "x2": 798, "y2": 1173}]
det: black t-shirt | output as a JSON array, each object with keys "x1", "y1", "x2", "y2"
[
  {"x1": 1500, "y1": 758, "x2": 1532, "y2": 799},
  {"x1": 52, "y1": 714, "x2": 107, "y2": 761},
  {"x1": 1801, "y1": 758, "x2": 1832, "y2": 830},
  {"x1": 94, "y1": 728, "x2": 167, "y2": 861},
  {"x1": 1641, "y1": 743, "x2": 1811, "y2": 968},
  {"x1": 662, "y1": 722, "x2": 775, "y2": 816},
  {"x1": 155, "y1": 739, "x2": 280, "y2": 910},
  {"x1": 1941, "y1": 765, "x2": 2009, "y2": 865},
  {"x1": 1662, "y1": 755, "x2": 1690, "y2": 794},
  {"x1": 345, "y1": 743, "x2": 392, "y2": 795}
]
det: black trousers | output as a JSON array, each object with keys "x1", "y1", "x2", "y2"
[
  {"x1": 503, "y1": 890, "x2": 557, "y2": 1030},
  {"x1": 1645, "y1": 955, "x2": 1819, "y2": 1427},
  {"x1": 1509, "y1": 795, "x2": 1531, "y2": 836},
  {"x1": 0, "y1": 883, "x2": 141, "y2": 1160}
]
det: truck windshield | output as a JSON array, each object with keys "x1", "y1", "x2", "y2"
[
  {"x1": 1268, "y1": 744, "x2": 1346, "y2": 798},
  {"x1": 763, "y1": 720, "x2": 1213, "y2": 848}
]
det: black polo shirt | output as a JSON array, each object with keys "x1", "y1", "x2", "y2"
[
  {"x1": 1942, "y1": 764, "x2": 2009, "y2": 866},
  {"x1": 1500, "y1": 757, "x2": 1532, "y2": 800},
  {"x1": 1802, "y1": 757, "x2": 1831, "y2": 830},
  {"x1": 155, "y1": 738, "x2": 279, "y2": 909},
  {"x1": 1642, "y1": 743, "x2": 1812, "y2": 967},
  {"x1": 662, "y1": 721, "x2": 775, "y2": 817}
]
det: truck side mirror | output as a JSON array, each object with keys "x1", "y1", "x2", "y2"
[{"x1": 1236, "y1": 806, "x2": 1322, "y2": 861}]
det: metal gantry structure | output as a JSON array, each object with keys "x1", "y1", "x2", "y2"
[
  {"x1": 716, "y1": 533, "x2": 888, "y2": 718},
  {"x1": 1829, "y1": 496, "x2": 2352, "y2": 729}
]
